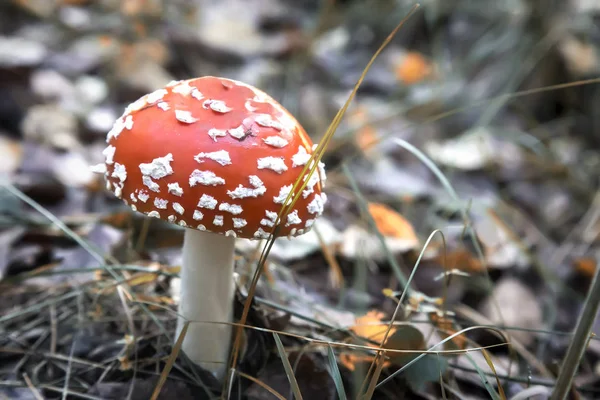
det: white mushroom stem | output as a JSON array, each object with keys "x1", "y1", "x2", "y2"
[{"x1": 176, "y1": 228, "x2": 236, "y2": 379}]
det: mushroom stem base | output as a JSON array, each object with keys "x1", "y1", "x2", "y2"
[{"x1": 176, "y1": 228, "x2": 236, "y2": 380}]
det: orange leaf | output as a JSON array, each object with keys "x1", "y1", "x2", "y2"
[
  {"x1": 436, "y1": 249, "x2": 483, "y2": 273},
  {"x1": 339, "y1": 351, "x2": 390, "y2": 372},
  {"x1": 574, "y1": 257, "x2": 597, "y2": 278},
  {"x1": 395, "y1": 51, "x2": 432, "y2": 85},
  {"x1": 356, "y1": 125, "x2": 379, "y2": 152},
  {"x1": 350, "y1": 310, "x2": 396, "y2": 344},
  {"x1": 367, "y1": 202, "x2": 418, "y2": 242},
  {"x1": 341, "y1": 310, "x2": 395, "y2": 371},
  {"x1": 98, "y1": 35, "x2": 116, "y2": 48}
]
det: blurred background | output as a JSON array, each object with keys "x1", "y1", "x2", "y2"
[{"x1": 1, "y1": 0, "x2": 600, "y2": 399}]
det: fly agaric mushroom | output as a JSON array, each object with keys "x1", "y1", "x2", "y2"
[{"x1": 93, "y1": 76, "x2": 327, "y2": 378}]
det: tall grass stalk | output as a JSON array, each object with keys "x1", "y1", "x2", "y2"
[{"x1": 551, "y1": 265, "x2": 600, "y2": 399}]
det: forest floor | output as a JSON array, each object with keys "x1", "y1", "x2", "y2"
[{"x1": 1, "y1": 1, "x2": 600, "y2": 399}]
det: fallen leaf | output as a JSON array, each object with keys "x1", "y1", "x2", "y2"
[
  {"x1": 385, "y1": 324, "x2": 426, "y2": 364},
  {"x1": 574, "y1": 257, "x2": 596, "y2": 277},
  {"x1": 476, "y1": 209, "x2": 530, "y2": 269},
  {"x1": 349, "y1": 157, "x2": 435, "y2": 199},
  {"x1": 402, "y1": 354, "x2": 448, "y2": 392},
  {"x1": 350, "y1": 310, "x2": 396, "y2": 343},
  {"x1": 367, "y1": 202, "x2": 418, "y2": 242},
  {"x1": 0, "y1": 135, "x2": 23, "y2": 174},
  {"x1": 339, "y1": 203, "x2": 419, "y2": 260},
  {"x1": 341, "y1": 310, "x2": 430, "y2": 372},
  {"x1": 429, "y1": 313, "x2": 468, "y2": 350},
  {"x1": 246, "y1": 352, "x2": 335, "y2": 400},
  {"x1": 339, "y1": 224, "x2": 419, "y2": 261},
  {"x1": 434, "y1": 249, "x2": 483, "y2": 273},
  {"x1": 425, "y1": 129, "x2": 496, "y2": 171},
  {"x1": 341, "y1": 310, "x2": 395, "y2": 371},
  {"x1": 235, "y1": 218, "x2": 342, "y2": 261},
  {"x1": 480, "y1": 277, "x2": 542, "y2": 347},
  {"x1": 395, "y1": 51, "x2": 432, "y2": 85},
  {"x1": 355, "y1": 124, "x2": 379, "y2": 153},
  {"x1": 559, "y1": 36, "x2": 599, "y2": 77}
]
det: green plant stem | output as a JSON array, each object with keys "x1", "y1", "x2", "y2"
[{"x1": 551, "y1": 263, "x2": 600, "y2": 400}]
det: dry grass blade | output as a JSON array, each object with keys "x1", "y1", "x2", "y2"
[
  {"x1": 438, "y1": 355, "x2": 448, "y2": 400},
  {"x1": 276, "y1": 2, "x2": 423, "y2": 246},
  {"x1": 236, "y1": 371, "x2": 287, "y2": 400},
  {"x1": 357, "y1": 77, "x2": 600, "y2": 155},
  {"x1": 481, "y1": 349, "x2": 507, "y2": 400},
  {"x1": 341, "y1": 163, "x2": 410, "y2": 290},
  {"x1": 361, "y1": 353, "x2": 386, "y2": 400},
  {"x1": 454, "y1": 304, "x2": 553, "y2": 378},
  {"x1": 22, "y1": 372, "x2": 44, "y2": 400},
  {"x1": 151, "y1": 321, "x2": 190, "y2": 400},
  {"x1": 272, "y1": 333, "x2": 304, "y2": 400},
  {"x1": 224, "y1": 3, "x2": 422, "y2": 394},
  {"x1": 62, "y1": 339, "x2": 77, "y2": 400},
  {"x1": 465, "y1": 353, "x2": 502, "y2": 400},
  {"x1": 0, "y1": 182, "x2": 172, "y2": 344},
  {"x1": 0, "y1": 183, "x2": 108, "y2": 265},
  {"x1": 355, "y1": 228, "x2": 445, "y2": 387},
  {"x1": 551, "y1": 262, "x2": 600, "y2": 400},
  {"x1": 393, "y1": 139, "x2": 485, "y2": 271},
  {"x1": 511, "y1": 386, "x2": 550, "y2": 400},
  {"x1": 314, "y1": 223, "x2": 344, "y2": 289},
  {"x1": 0, "y1": 291, "x2": 81, "y2": 324},
  {"x1": 376, "y1": 325, "x2": 508, "y2": 389}
]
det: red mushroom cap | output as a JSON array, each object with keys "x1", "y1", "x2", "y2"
[{"x1": 101, "y1": 76, "x2": 327, "y2": 239}]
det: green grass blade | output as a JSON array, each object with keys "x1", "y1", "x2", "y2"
[
  {"x1": 272, "y1": 333, "x2": 304, "y2": 400},
  {"x1": 465, "y1": 353, "x2": 502, "y2": 400},
  {"x1": 551, "y1": 262, "x2": 600, "y2": 400},
  {"x1": 327, "y1": 344, "x2": 347, "y2": 400},
  {"x1": 376, "y1": 326, "x2": 507, "y2": 389}
]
